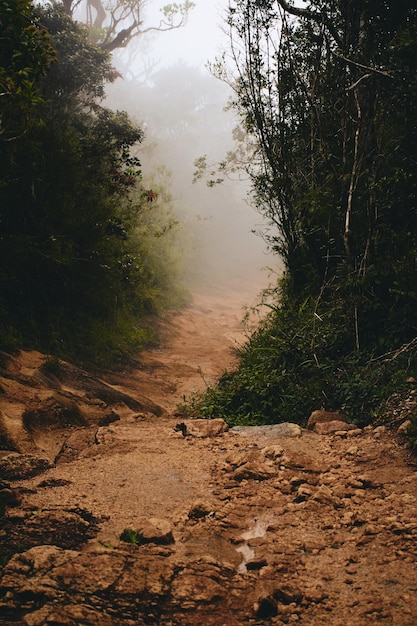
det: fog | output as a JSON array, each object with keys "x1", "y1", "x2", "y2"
[{"x1": 103, "y1": 2, "x2": 271, "y2": 288}]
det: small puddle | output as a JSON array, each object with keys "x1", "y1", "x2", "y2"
[{"x1": 236, "y1": 517, "x2": 270, "y2": 573}]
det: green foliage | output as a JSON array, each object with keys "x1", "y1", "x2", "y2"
[
  {"x1": 0, "y1": 3, "x2": 188, "y2": 365},
  {"x1": 120, "y1": 528, "x2": 145, "y2": 545},
  {"x1": 193, "y1": 277, "x2": 417, "y2": 427},
  {"x1": 0, "y1": 0, "x2": 56, "y2": 140},
  {"x1": 195, "y1": 2, "x2": 417, "y2": 432}
]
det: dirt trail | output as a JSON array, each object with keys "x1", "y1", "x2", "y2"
[
  {"x1": 104, "y1": 276, "x2": 264, "y2": 413},
  {"x1": 0, "y1": 277, "x2": 417, "y2": 625}
]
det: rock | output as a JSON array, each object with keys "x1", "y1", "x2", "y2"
[
  {"x1": 171, "y1": 560, "x2": 230, "y2": 604},
  {"x1": 254, "y1": 596, "x2": 278, "y2": 618},
  {"x1": 22, "y1": 394, "x2": 87, "y2": 432},
  {"x1": 0, "y1": 487, "x2": 21, "y2": 508},
  {"x1": 262, "y1": 444, "x2": 284, "y2": 460},
  {"x1": 311, "y1": 484, "x2": 340, "y2": 507},
  {"x1": 232, "y1": 461, "x2": 276, "y2": 482},
  {"x1": 273, "y1": 584, "x2": 304, "y2": 605},
  {"x1": 373, "y1": 425, "x2": 386, "y2": 437},
  {"x1": 232, "y1": 423, "x2": 302, "y2": 438},
  {"x1": 98, "y1": 411, "x2": 120, "y2": 426},
  {"x1": 314, "y1": 420, "x2": 357, "y2": 435},
  {"x1": 397, "y1": 419, "x2": 412, "y2": 434},
  {"x1": 280, "y1": 450, "x2": 325, "y2": 473},
  {"x1": 307, "y1": 410, "x2": 347, "y2": 429},
  {"x1": 175, "y1": 418, "x2": 228, "y2": 438},
  {"x1": 0, "y1": 452, "x2": 50, "y2": 480},
  {"x1": 0, "y1": 508, "x2": 101, "y2": 563},
  {"x1": 136, "y1": 517, "x2": 175, "y2": 545},
  {"x1": 225, "y1": 449, "x2": 259, "y2": 469},
  {"x1": 55, "y1": 428, "x2": 98, "y2": 464},
  {"x1": 345, "y1": 428, "x2": 363, "y2": 437},
  {"x1": 188, "y1": 500, "x2": 214, "y2": 519}
]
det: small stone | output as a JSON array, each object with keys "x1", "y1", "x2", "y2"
[
  {"x1": 346, "y1": 445, "x2": 359, "y2": 455},
  {"x1": 373, "y1": 426, "x2": 386, "y2": 438},
  {"x1": 296, "y1": 485, "x2": 313, "y2": 500},
  {"x1": 233, "y1": 461, "x2": 276, "y2": 482},
  {"x1": 314, "y1": 420, "x2": 357, "y2": 435},
  {"x1": 175, "y1": 418, "x2": 229, "y2": 438},
  {"x1": 397, "y1": 420, "x2": 411, "y2": 434},
  {"x1": 262, "y1": 444, "x2": 284, "y2": 460},
  {"x1": 188, "y1": 500, "x2": 214, "y2": 519},
  {"x1": 346, "y1": 428, "x2": 363, "y2": 437},
  {"x1": 254, "y1": 596, "x2": 278, "y2": 618},
  {"x1": 307, "y1": 410, "x2": 347, "y2": 429},
  {"x1": 280, "y1": 451, "x2": 325, "y2": 473}
]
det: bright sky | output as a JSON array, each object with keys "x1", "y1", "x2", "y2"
[{"x1": 143, "y1": 0, "x2": 229, "y2": 70}]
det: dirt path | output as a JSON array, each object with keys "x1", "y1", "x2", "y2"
[{"x1": 0, "y1": 277, "x2": 417, "y2": 625}]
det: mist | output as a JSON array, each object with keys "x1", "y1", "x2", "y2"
[{"x1": 105, "y1": 35, "x2": 271, "y2": 288}]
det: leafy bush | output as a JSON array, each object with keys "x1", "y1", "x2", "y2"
[
  {"x1": 191, "y1": 278, "x2": 417, "y2": 428},
  {"x1": 0, "y1": 4, "x2": 188, "y2": 365}
]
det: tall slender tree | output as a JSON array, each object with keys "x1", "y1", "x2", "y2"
[{"x1": 223, "y1": 0, "x2": 417, "y2": 353}]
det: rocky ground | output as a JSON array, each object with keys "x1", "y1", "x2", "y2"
[{"x1": 0, "y1": 278, "x2": 416, "y2": 625}]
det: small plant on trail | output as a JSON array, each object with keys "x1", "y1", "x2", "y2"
[{"x1": 119, "y1": 528, "x2": 145, "y2": 545}]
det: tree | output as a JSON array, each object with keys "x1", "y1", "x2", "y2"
[
  {"x1": 0, "y1": 0, "x2": 55, "y2": 141},
  {"x1": 59, "y1": 0, "x2": 194, "y2": 51},
  {"x1": 222, "y1": 0, "x2": 417, "y2": 353},
  {"x1": 0, "y1": 4, "x2": 186, "y2": 363},
  {"x1": 192, "y1": 1, "x2": 417, "y2": 426}
]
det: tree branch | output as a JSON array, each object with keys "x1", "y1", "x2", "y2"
[{"x1": 275, "y1": 0, "x2": 343, "y2": 49}]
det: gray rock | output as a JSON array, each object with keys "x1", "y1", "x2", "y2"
[{"x1": 232, "y1": 423, "x2": 302, "y2": 438}]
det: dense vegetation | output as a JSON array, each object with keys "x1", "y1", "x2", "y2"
[
  {"x1": 0, "y1": 1, "x2": 187, "y2": 365},
  {"x1": 193, "y1": 0, "x2": 417, "y2": 431}
]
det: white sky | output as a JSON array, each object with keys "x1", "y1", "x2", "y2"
[{"x1": 143, "y1": 0, "x2": 229, "y2": 70}]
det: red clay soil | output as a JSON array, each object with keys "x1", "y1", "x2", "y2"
[{"x1": 0, "y1": 276, "x2": 416, "y2": 625}]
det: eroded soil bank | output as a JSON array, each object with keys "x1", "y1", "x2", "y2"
[{"x1": 0, "y1": 277, "x2": 416, "y2": 625}]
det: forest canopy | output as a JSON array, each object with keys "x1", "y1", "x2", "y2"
[{"x1": 193, "y1": 0, "x2": 417, "y2": 429}]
